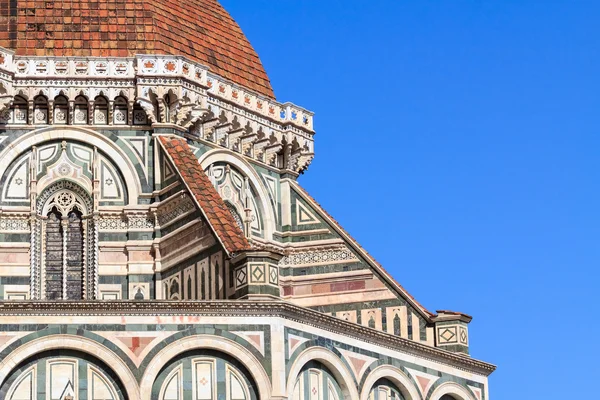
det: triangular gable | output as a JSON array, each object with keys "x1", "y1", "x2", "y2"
[
  {"x1": 158, "y1": 136, "x2": 250, "y2": 256},
  {"x1": 288, "y1": 180, "x2": 434, "y2": 319}
]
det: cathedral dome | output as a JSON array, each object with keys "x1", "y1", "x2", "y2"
[{"x1": 0, "y1": 0, "x2": 274, "y2": 98}]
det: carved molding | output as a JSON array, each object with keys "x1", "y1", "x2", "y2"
[
  {"x1": 0, "y1": 49, "x2": 315, "y2": 173},
  {"x1": 0, "y1": 300, "x2": 496, "y2": 376}
]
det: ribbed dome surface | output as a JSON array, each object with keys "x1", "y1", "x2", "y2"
[{"x1": 0, "y1": 0, "x2": 274, "y2": 98}]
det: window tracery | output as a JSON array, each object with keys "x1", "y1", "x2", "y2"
[
  {"x1": 5, "y1": 355, "x2": 122, "y2": 400},
  {"x1": 205, "y1": 163, "x2": 264, "y2": 238},
  {"x1": 368, "y1": 379, "x2": 405, "y2": 400},
  {"x1": 292, "y1": 362, "x2": 342, "y2": 400},
  {"x1": 156, "y1": 354, "x2": 255, "y2": 400}
]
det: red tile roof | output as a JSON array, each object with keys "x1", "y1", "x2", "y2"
[
  {"x1": 158, "y1": 136, "x2": 251, "y2": 255},
  {"x1": 0, "y1": 0, "x2": 274, "y2": 98}
]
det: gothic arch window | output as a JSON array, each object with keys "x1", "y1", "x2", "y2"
[
  {"x1": 292, "y1": 361, "x2": 342, "y2": 400},
  {"x1": 368, "y1": 378, "x2": 405, "y2": 400},
  {"x1": 74, "y1": 95, "x2": 89, "y2": 125},
  {"x1": 33, "y1": 181, "x2": 97, "y2": 300},
  {"x1": 12, "y1": 95, "x2": 28, "y2": 124},
  {"x1": 133, "y1": 102, "x2": 148, "y2": 125},
  {"x1": 368, "y1": 316, "x2": 376, "y2": 329},
  {"x1": 113, "y1": 96, "x2": 128, "y2": 125},
  {"x1": 162, "y1": 92, "x2": 178, "y2": 123},
  {"x1": 94, "y1": 96, "x2": 109, "y2": 125},
  {"x1": 201, "y1": 269, "x2": 206, "y2": 300},
  {"x1": 187, "y1": 275, "x2": 193, "y2": 300},
  {"x1": 169, "y1": 278, "x2": 180, "y2": 300},
  {"x1": 154, "y1": 352, "x2": 257, "y2": 400},
  {"x1": 54, "y1": 95, "x2": 69, "y2": 124},
  {"x1": 33, "y1": 95, "x2": 49, "y2": 124},
  {"x1": 393, "y1": 314, "x2": 401, "y2": 336},
  {"x1": 134, "y1": 288, "x2": 145, "y2": 300}
]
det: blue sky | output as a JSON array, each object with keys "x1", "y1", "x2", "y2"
[{"x1": 223, "y1": 1, "x2": 599, "y2": 398}]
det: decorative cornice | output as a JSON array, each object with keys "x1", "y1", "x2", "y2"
[
  {"x1": 0, "y1": 49, "x2": 315, "y2": 173},
  {"x1": 0, "y1": 300, "x2": 496, "y2": 376}
]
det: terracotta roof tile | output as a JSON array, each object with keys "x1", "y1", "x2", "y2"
[
  {"x1": 158, "y1": 136, "x2": 251, "y2": 255},
  {"x1": 0, "y1": 0, "x2": 274, "y2": 98}
]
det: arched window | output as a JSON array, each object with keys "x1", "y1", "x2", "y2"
[
  {"x1": 368, "y1": 378, "x2": 405, "y2": 400},
  {"x1": 54, "y1": 95, "x2": 69, "y2": 124},
  {"x1": 113, "y1": 96, "x2": 128, "y2": 125},
  {"x1": 170, "y1": 279, "x2": 180, "y2": 300},
  {"x1": 134, "y1": 287, "x2": 145, "y2": 300},
  {"x1": 292, "y1": 361, "x2": 342, "y2": 400},
  {"x1": 407, "y1": 312, "x2": 413, "y2": 339},
  {"x1": 94, "y1": 96, "x2": 109, "y2": 124},
  {"x1": 3, "y1": 353, "x2": 124, "y2": 400},
  {"x1": 368, "y1": 316, "x2": 376, "y2": 329},
  {"x1": 44, "y1": 207, "x2": 63, "y2": 300},
  {"x1": 65, "y1": 208, "x2": 84, "y2": 299},
  {"x1": 162, "y1": 92, "x2": 177, "y2": 123},
  {"x1": 34, "y1": 176, "x2": 96, "y2": 301},
  {"x1": 393, "y1": 314, "x2": 401, "y2": 336},
  {"x1": 73, "y1": 95, "x2": 89, "y2": 125},
  {"x1": 156, "y1": 353, "x2": 257, "y2": 400},
  {"x1": 12, "y1": 95, "x2": 28, "y2": 124},
  {"x1": 33, "y1": 95, "x2": 49, "y2": 124},
  {"x1": 133, "y1": 103, "x2": 148, "y2": 125},
  {"x1": 201, "y1": 269, "x2": 206, "y2": 300},
  {"x1": 187, "y1": 275, "x2": 193, "y2": 300},
  {"x1": 42, "y1": 189, "x2": 88, "y2": 300}
]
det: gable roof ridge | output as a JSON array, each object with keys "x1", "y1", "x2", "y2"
[
  {"x1": 289, "y1": 180, "x2": 435, "y2": 320},
  {"x1": 158, "y1": 136, "x2": 251, "y2": 256}
]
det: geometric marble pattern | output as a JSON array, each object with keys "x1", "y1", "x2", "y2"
[
  {"x1": 296, "y1": 202, "x2": 319, "y2": 225},
  {"x1": 288, "y1": 334, "x2": 310, "y2": 356},
  {"x1": 336, "y1": 347, "x2": 378, "y2": 381},
  {"x1": 406, "y1": 368, "x2": 440, "y2": 399},
  {"x1": 92, "y1": 331, "x2": 175, "y2": 367},
  {"x1": 438, "y1": 326, "x2": 458, "y2": 344},
  {"x1": 230, "y1": 331, "x2": 265, "y2": 356},
  {"x1": 468, "y1": 385, "x2": 483, "y2": 400}
]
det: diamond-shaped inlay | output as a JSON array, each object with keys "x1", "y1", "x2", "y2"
[
  {"x1": 312, "y1": 387, "x2": 317, "y2": 395},
  {"x1": 252, "y1": 265, "x2": 265, "y2": 282},
  {"x1": 439, "y1": 327, "x2": 457, "y2": 343},
  {"x1": 460, "y1": 327, "x2": 468, "y2": 344},
  {"x1": 269, "y1": 266, "x2": 278, "y2": 284},
  {"x1": 235, "y1": 268, "x2": 247, "y2": 287},
  {"x1": 199, "y1": 377, "x2": 208, "y2": 386}
]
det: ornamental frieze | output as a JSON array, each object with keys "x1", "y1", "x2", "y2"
[{"x1": 0, "y1": 50, "x2": 315, "y2": 174}]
